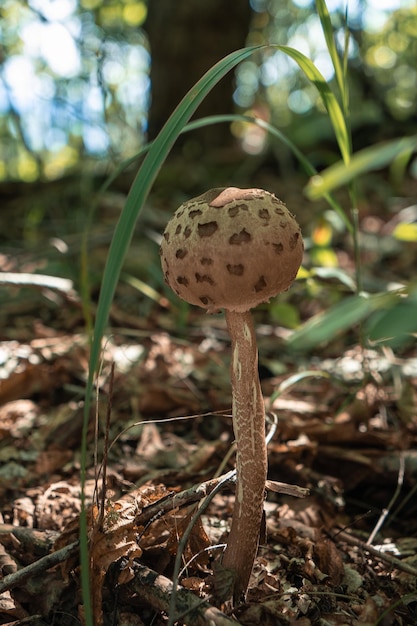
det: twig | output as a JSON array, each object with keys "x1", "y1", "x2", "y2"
[
  {"x1": 138, "y1": 472, "x2": 237, "y2": 525},
  {"x1": 122, "y1": 562, "x2": 241, "y2": 626},
  {"x1": 367, "y1": 452, "x2": 405, "y2": 545},
  {"x1": 0, "y1": 477, "x2": 233, "y2": 595},
  {"x1": 337, "y1": 529, "x2": 417, "y2": 577},
  {"x1": 265, "y1": 479, "x2": 309, "y2": 498},
  {"x1": 0, "y1": 541, "x2": 78, "y2": 594},
  {"x1": 167, "y1": 471, "x2": 235, "y2": 626},
  {"x1": 0, "y1": 470, "x2": 308, "y2": 597},
  {"x1": 0, "y1": 471, "x2": 306, "y2": 601},
  {"x1": 0, "y1": 272, "x2": 78, "y2": 301}
]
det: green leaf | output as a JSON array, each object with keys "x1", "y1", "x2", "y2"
[
  {"x1": 94, "y1": 112, "x2": 353, "y2": 233},
  {"x1": 315, "y1": 0, "x2": 345, "y2": 102},
  {"x1": 269, "y1": 301, "x2": 301, "y2": 329},
  {"x1": 287, "y1": 292, "x2": 395, "y2": 351},
  {"x1": 393, "y1": 222, "x2": 417, "y2": 242},
  {"x1": 367, "y1": 289, "x2": 417, "y2": 348},
  {"x1": 222, "y1": 114, "x2": 352, "y2": 230},
  {"x1": 87, "y1": 48, "x2": 262, "y2": 391},
  {"x1": 306, "y1": 135, "x2": 417, "y2": 199},
  {"x1": 277, "y1": 45, "x2": 351, "y2": 165},
  {"x1": 313, "y1": 266, "x2": 357, "y2": 291}
]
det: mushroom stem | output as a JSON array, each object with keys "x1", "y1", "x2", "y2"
[{"x1": 222, "y1": 309, "x2": 267, "y2": 601}]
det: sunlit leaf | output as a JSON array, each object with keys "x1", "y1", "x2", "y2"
[
  {"x1": 393, "y1": 222, "x2": 417, "y2": 242},
  {"x1": 306, "y1": 135, "x2": 417, "y2": 199},
  {"x1": 311, "y1": 247, "x2": 339, "y2": 268},
  {"x1": 277, "y1": 45, "x2": 351, "y2": 165},
  {"x1": 315, "y1": 0, "x2": 345, "y2": 105},
  {"x1": 312, "y1": 220, "x2": 333, "y2": 246},
  {"x1": 313, "y1": 266, "x2": 356, "y2": 291}
]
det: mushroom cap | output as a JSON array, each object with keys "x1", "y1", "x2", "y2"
[{"x1": 160, "y1": 187, "x2": 304, "y2": 313}]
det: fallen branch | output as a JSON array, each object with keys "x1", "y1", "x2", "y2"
[
  {"x1": 336, "y1": 529, "x2": 417, "y2": 577},
  {"x1": 0, "y1": 272, "x2": 79, "y2": 301},
  {"x1": 139, "y1": 472, "x2": 308, "y2": 526},
  {"x1": 0, "y1": 472, "x2": 308, "y2": 596},
  {"x1": 0, "y1": 539, "x2": 78, "y2": 594},
  {"x1": 122, "y1": 562, "x2": 241, "y2": 626}
]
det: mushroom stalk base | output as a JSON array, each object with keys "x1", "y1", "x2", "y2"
[{"x1": 222, "y1": 309, "x2": 267, "y2": 601}]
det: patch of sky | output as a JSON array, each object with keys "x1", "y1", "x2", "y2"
[
  {"x1": 84, "y1": 86, "x2": 104, "y2": 115},
  {"x1": 21, "y1": 17, "x2": 81, "y2": 78},
  {"x1": 83, "y1": 125, "x2": 109, "y2": 154},
  {"x1": 4, "y1": 56, "x2": 39, "y2": 113},
  {"x1": 119, "y1": 75, "x2": 150, "y2": 111},
  {"x1": 261, "y1": 53, "x2": 294, "y2": 86},
  {"x1": 0, "y1": 81, "x2": 8, "y2": 114},
  {"x1": 44, "y1": 127, "x2": 68, "y2": 151},
  {"x1": 288, "y1": 89, "x2": 313, "y2": 113},
  {"x1": 28, "y1": 0, "x2": 77, "y2": 22}
]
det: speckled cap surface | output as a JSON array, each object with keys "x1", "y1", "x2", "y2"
[{"x1": 160, "y1": 187, "x2": 304, "y2": 313}]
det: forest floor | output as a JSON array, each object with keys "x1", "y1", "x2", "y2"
[{"x1": 0, "y1": 176, "x2": 417, "y2": 626}]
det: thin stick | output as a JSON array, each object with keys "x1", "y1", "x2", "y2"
[
  {"x1": 98, "y1": 361, "x2": 115, "y2": 529},
  {"x1": 167, "y1": 471, "x2": 235, "y2": 626},
  {"x1": 337, "y1": 529, "x2": 417, "y2": 577},
  {"x1": 367, "y1": 453, "x2": 405, "y2": 545},
  {"x1": 0, "y1": 468, "x2": 307, "y2": 598},
  {"x1": 0, "y1": 541, "x2": 78, "y2": 594},
  {"x1": 122, "y1": 562, "x2": 242, "y2": 626}
]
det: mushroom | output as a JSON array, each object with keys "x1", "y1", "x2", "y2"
[{"x1": 160, "y1": 187, "x2": 303, "y2": 601}]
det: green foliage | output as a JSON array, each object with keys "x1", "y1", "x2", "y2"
[
  {"x1": 286, "y1": 2, "x2": 417, "y2": 352},
  {"x1": 0, "y1": 0, "x2": 149, "y2": 180},
  {"x1": 306, "y1": 135, "x2": 417, "y2": 199},
  {"x1": 287, "y1": 291, "x2": 394, "y2": 351},
  {"x1": 74, "y1": 1, "x2": 416, "y2": 621},
  {"x1": 366, "y1": 286, "x2": 417, "y2": 349},
  {"x1": 362, "y1": 5, "x2": 417, "y2": 121}
]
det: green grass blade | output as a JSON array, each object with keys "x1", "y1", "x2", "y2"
[
  {"x1": 341, "y1": 9, "x2": 351, "y2": 116},
  {"x1": 268, "y1": 369, "x2": 330, "y2": 407},
  {"x1": 95, "y1": 112, "x2": 353, "y2": 232},
  {"x1": 277, "y1": 45, "x2": 350, "y2": 165},
  {"x1": 238, "y1": 115, "x2": 352, "y2": 230},
  {"x1": 188, "y1": 114, "x2": 349, "y2": 223},
  {"x1": 315, "y1": 0, "x2": 345, "y2": 101},
  {"x1": 306, "y1": 135, "x2": 417, "y2": 199},
  {"x1": 80, "y1": 44, "x2": 262, "y2": 626},
  {"x1": 91, "y1": 48, "x2": 260, "y2": 359}
]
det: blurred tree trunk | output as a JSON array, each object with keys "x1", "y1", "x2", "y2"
[{"x1": 145, "y1": 0, "x2": 252, "y2": 151}]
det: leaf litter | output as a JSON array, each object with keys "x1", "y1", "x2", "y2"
[
  {"x1": 0, "y1": 318, "x2": 416, "y2": 626},
  {"x1": 1, "y1": 192, "x2": 417, "y2": 625}
]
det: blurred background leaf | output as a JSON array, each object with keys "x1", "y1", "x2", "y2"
[{"x1": 1, "y1": 0, "x2": 416, "y2": 182}]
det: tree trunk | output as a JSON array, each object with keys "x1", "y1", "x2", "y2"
[{"x1": 145, "y1": 0, "x2": 252, "y2": 151}]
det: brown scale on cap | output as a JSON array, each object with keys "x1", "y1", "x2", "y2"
[
  {"x1": 160, "y1": 187, "x2": 303, "y2": 313},
  {"x1": 160, "y1": 187, "x2": 304, "y2": 602}
]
